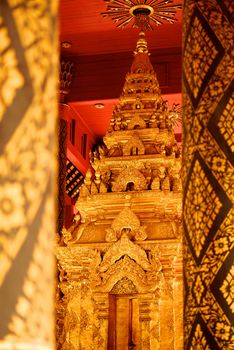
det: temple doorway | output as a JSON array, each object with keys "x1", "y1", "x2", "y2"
[{"x1": 108, "y1": 294, "x2": 140, "y2": 350}]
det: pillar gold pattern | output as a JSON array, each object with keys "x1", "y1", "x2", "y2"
[
  {"x1": 57, "y1": 61, "x2": 73, "y2": 235},
  {"x1": 183, "y1": 1, "x2": 234, "y2": 349},
  {"x1": 0, "y1": 1, "x2": 58, "y2": 349},
  {"x1": 57, "y1": 113, "x2": 68, "y2": 235}
]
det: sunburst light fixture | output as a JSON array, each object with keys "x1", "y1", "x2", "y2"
[{"x1": 102, "y1": 0, "x2": 182, "y2": 30}]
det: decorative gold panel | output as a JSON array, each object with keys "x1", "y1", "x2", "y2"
[
  {"x1": 183, "y1": 1, "x2": 234, "y2": 349},
  {"x1": 0, "y1": 1, "x2": 58, "y2": 349}
]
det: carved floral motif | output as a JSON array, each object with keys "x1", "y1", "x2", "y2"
[
  {"x1": 112, "y1": 167, "x2": 147, "y2": 192},
  {"x1": 110, "y1": 277, "x2": 138, "y2": 294},
  {"x1": 105, "y1": 207, "x2": 147, "y2": 241}
]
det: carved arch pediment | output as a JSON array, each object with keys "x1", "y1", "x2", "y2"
[
  {"x1": 112, "y1": 167, "x2": 147, "y2": 192},
  {"x1": 100, "y1": 233, "x2": 150, "y2": 272},
  {"x1": 128, "y1": 115, "x2": 146, "y2": 130},
  {"x1": 122, "y1": 133, "x2": 145, "y2": 156},
  {"x1": 95, "y1": 256, "x2": 159, "y2": 294},
  {"x1": 110, "y1": 277, "x2": 138, "y2": 294},
  {"x1": 105, "y1": 207, "x2": 147, "y2": 242}
]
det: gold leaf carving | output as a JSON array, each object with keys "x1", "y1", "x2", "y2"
[
  {"x1": 105, "y1": 207, "x2": 147, "y2": 241},
  {"x1": 101, "y1": 233, "x2": 150, "y2": 272},
  {"x1": 112, "y1": 167, "x2": 147, "y2": 192}
]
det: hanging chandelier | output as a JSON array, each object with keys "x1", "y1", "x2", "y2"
[{"x1": 102, "y1": 0, "x2": 182, "y2": 30}]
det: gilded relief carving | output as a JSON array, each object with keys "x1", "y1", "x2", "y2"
[
  {"x1": 111, "y1": 277, "x2": 138, "y2": 294},
  {"x1": 183, "y1": 1, "x2": 234, "y2": 349},
  {"x1": 112, "y1": 167, "x2": 148, "y2": 192},
  {"x1": 105, "y1": 207, "x2": 147, "y2": 241}
]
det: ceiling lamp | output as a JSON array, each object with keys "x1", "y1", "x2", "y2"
[
  {"x1": 61, "y1": 41, "x2": 72, "y2": 49},
  {"x1": 102, "y1": 0, "x2": 182, "y2": 30},
  {"x1": 94, "y1": 103, "x2": 105, "y2": 109}
]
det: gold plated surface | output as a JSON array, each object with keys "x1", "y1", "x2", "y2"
[
  {"x1": 183, "y1": 1, "x2": 234, "y2": 349},
  {"x1": 56, "y1": 31, "x2": 183, "y2": 350}
]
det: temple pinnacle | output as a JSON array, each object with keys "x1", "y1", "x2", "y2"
[{"x1": 134, "y1": 31, "x2": 149, "y2": 55}]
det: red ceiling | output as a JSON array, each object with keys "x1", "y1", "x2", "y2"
[
  {"x1": 59, "y1": 0, "x2": 182, "y2": 140},
  {"x1": 59, "y1": 0, "x2": 182, "y2": 56}
]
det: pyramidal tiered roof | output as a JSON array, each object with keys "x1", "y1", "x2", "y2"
[
  {"x1": 107, "y1": 31, "x2": 176, "y2": 135},
  {"x1": 63, "y1": 31, "x2": 182, "y2": 240},
  {"x1": 76, "y1": 31, "x2": 181, "y2": 201}
]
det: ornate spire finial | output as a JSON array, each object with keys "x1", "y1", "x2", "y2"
[
  {"x1": 131, "y1": 31, "x2": 154, "y2": 74},
  {"x1": 134, "y1": 31, "x2": 148, "y2": 55}
]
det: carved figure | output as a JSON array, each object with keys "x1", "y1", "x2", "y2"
[
  {"x1": 151, "y1": 176, "x2": 160, "y2": 190},
  {"x1": 79, "y1": 184, "x2": 90, "y2": 198},
  {"x1": 161, "y1": 176, "x2": 170, "y2": 191}
]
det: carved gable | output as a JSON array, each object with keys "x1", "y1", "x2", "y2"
[
  {"x1": 101, "y1": 233, "x2": 150, "y2": 271},
  {"x1": 122, "y1": 133, "x2": 145, "y2": 156},
  {"x1": 128, "y1": 115, "x2": 146, "y2": 130},
  {"x1": 112, "y1": 167, "x2": 147, "y2": 192},
  {"x1": 105, "y1": 207, "x2": 147, "y2": 241}
]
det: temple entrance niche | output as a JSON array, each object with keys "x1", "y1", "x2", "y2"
[
  {"x1": 108, "y1": 277, "x2": 139, "y2": 350},
  {"x1": 104, "y1": 272, "x2": 159, "y2": 350},
  {"x1": 108, "y1": 293, "x2": 140, "y2": 350}
]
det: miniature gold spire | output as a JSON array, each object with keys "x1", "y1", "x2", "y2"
[
  {"x1": 134, "y1": 31, "x2": 149, "y2": 55},
  {"x1": 106, "y1": 30, "x2": 181, "y2": 135},
  {"x1": 130, "y1": 31, "x2": 154, "y2": 76}
]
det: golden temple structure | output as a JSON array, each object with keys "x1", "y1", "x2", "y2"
[
  {"x1": 1, "y1": 2, "x2": 233, "y2": 350},
  {"x1": 56, "y1": 31, "x2": 183, "y2": 350}
]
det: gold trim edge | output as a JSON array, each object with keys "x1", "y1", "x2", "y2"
[{"x1": 129, "y1": 5, "x2": 154, "y2": 17}]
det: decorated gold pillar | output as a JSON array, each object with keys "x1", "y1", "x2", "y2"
[
  {"x1": 0, "y1": 1, "x2": 58, "y2": 349},
  {"x1": 57, "y1": 108, "x2": 68, "y2": 235},
  {"x1": 183, "y1": 1, "x2": 233, "y2": 349},
  {"x1": 57, "y1": 60, "x2": 73, "y2": 235}
]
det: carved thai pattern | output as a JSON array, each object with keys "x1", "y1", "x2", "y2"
[
  {"x1": 105, "y1": 207, "x2": 147, "y2": 241},
  {"x1": 96, "y1": 255, "x2": 160, "y2": 293},
  {"x1": 110, "y1": 277, "x2": 138, "y2": 294},
  {"x1": 183, "y1": 2, "x2": 234, "y2": 349},
  {"x1": 128, "y1": 115, "x2": 146, "y2": 130},
  {"x1": 100, "y1": 233, "x2": 150, "y2": 271},
  {"x1": 112, "y1": 167, "x2": 147, "y2": 192},
  {"x1": 122, "y1": 133, "x2": 145, "y2": 156},
  {"x1": 93, "y1": 293, "x2": 109, "y2": 349}
]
